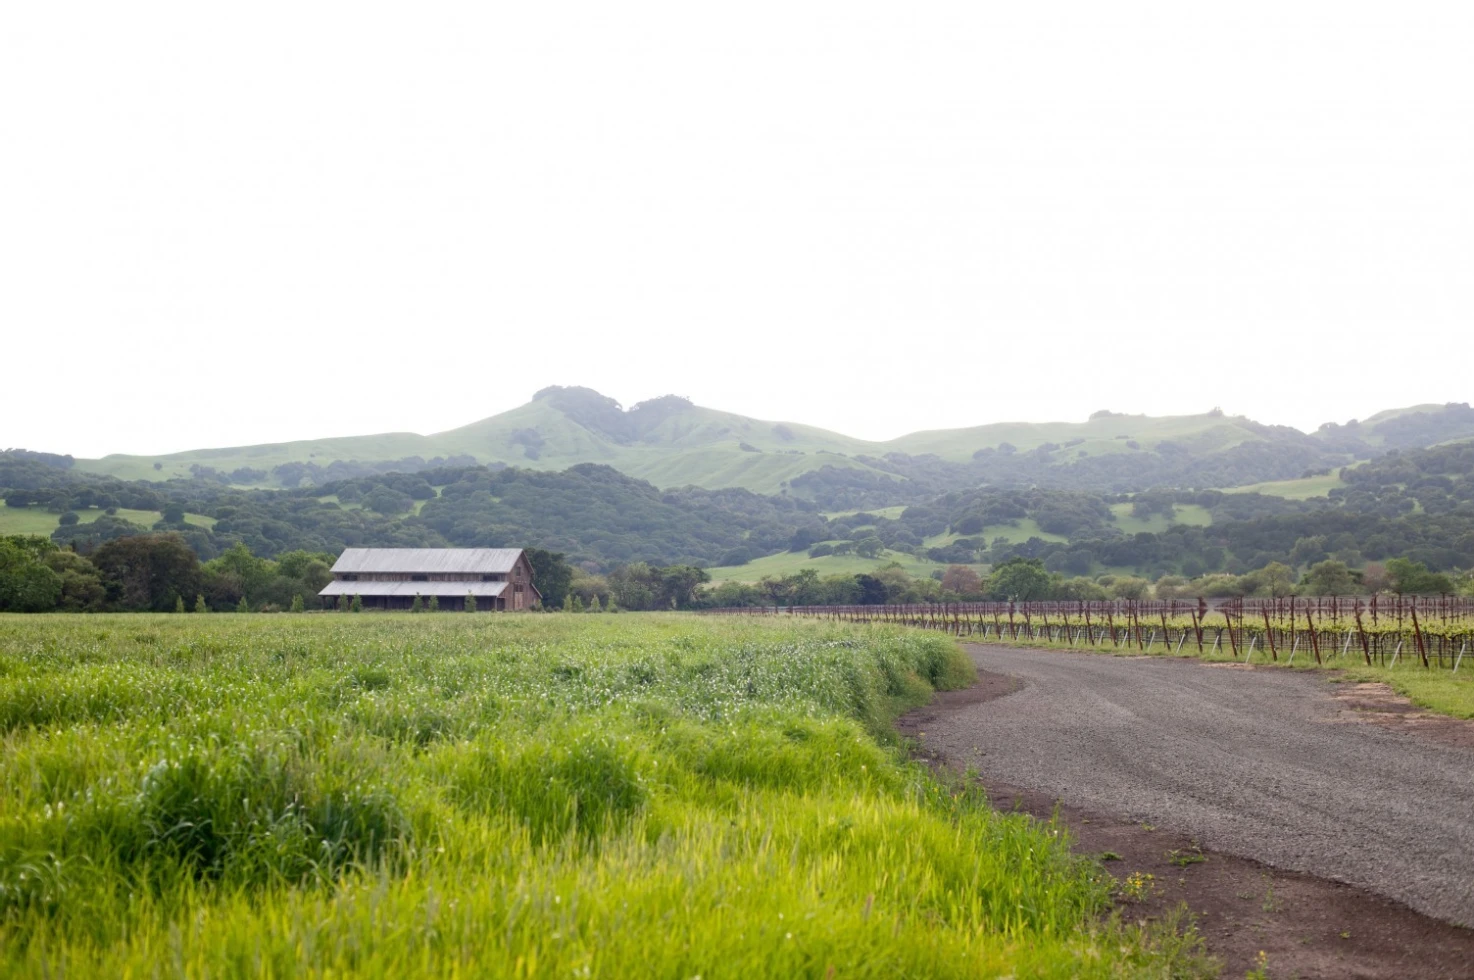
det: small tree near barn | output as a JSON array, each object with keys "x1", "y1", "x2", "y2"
[
  {"x1": 411, "y1": 594, "x2": 424, "y2": 613},
  {"x1": 351, "y1": 594, "x2": 362, "y2": 612},
  {"x1": 428, "y1": 595, "x2": 439, "y2": 612},
  {"x1": 465, "y1": 593, "x2": 477, "y2": 613}
]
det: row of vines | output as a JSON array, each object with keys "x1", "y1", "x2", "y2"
[{"x1": 705, "y1": 596, "x2": 1474, "y2": 670}]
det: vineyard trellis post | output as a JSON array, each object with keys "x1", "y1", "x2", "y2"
[{"x1": 1411, "y1": 606, "x2": 1430, "y2": 669}]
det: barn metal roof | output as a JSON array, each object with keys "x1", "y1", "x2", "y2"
[
  {"x1": 318, "y1": 580, "x2": 509, "y2": 597},
  {"x1": 329, "y1": 548, "x2": 523, "y2": 574}
]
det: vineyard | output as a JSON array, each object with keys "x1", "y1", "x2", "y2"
[{"x1": 707, "y1": 596, "x2": 1474, "y2": 671}]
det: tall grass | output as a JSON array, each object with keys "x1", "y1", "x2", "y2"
[{"x1": 0, "y1": 614, "x2": 1202, "y2": 977}]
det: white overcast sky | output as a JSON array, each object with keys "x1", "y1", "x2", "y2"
[{"x1": 2, "y1": 2, "x2": 1471, "y2": 458}]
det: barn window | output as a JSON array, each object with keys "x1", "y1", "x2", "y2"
[
  {"x1": 342, "y1": 574, "x2": 358, "y2": 581},
  {"x1": 411, "y1": 574, "x2": 428, "y2": 582}
]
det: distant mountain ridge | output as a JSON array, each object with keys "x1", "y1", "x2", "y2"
[{"x1": 71, "y1": 388, "x2": 1474, "y2": 499}]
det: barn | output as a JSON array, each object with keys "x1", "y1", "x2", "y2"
[{"x1": 318, "y1": 548, "x2": 540, "y2": 611}]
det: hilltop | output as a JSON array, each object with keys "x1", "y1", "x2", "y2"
[{"x1": 69, "y1": 389, "x2": 1474, "y2": 499}]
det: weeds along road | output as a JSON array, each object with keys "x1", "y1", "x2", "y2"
[{"x1": 926, "y1": 644, "x2": 1474, "y2": 927}]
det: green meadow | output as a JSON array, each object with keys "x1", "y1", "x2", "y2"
[
  {"x1": 0, "y1": 614, "x2": 1204, "y2": 978},
  {"x1": 1223, "y1": 473, "x2": 1344, "y2": 500},
  {"x1": 0, "y1": 506, "x2": 214, "y2": 537},
  {"x1": 1106, "y1": 503, "x2": 1213, "y2": 535},
  {"x1": 703, "y1": 550, "x2": 984, "y2": 585}
]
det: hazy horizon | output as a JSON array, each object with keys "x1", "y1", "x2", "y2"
[
  {"x1": 19, "y1": 386, "x2": 1464, "y2": 461},
  {"x1": 3, "y1": 3, "x2": 1470, "y2": 458}
]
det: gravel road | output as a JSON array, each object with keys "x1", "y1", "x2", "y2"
[{"x1": 924, "y1": 645, "x2": 1474, "y2": 927}]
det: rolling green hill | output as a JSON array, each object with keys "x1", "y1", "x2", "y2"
[{"x1": 72, "y1": 389, "x2": 1473, "y2": 501}]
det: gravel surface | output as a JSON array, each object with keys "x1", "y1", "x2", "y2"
[{"x1": 924, "y1": 645, "x2": 1474, "y2": 927}]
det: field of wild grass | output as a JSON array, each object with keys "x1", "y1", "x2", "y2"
[{"x1": 0, "y1": 614, "x2": 1199, "y2": 977}]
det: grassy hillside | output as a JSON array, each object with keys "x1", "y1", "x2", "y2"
[
  {"x1": 882, "y1": 410, "x2": 1257, "y2": 462},
  {"x1": 822, "y1": 505, "x2": 909, "y2": 521},
  {"x1": 79, "y1": 390, "x2": 894, "y2": 494},
  {"x1": 0, "y1": 506, "x2": 214, "y2": 536},
  {"x1": 705, "y1": 549, "x2": 978, "y2": 584},
  {"x1": 83, "y1": 432, "x2": 444, "y2": 483},
  {"x1": 1224, "y1": 473, "x2": 1344, "y2": 500},
  {"x1": 76, "y1": 387, "x2": 1414, "y2": 496},
  {"x1": 1108, "y1": 502, "x2": 1213, "y2": 534}
]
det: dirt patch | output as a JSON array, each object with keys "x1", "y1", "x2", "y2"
[
  {"x1": 982, "y1": 779, "x2": 1474, "y2": 980},
  {"x1": 1328, "y1": 681, "x2": 1474, "y2": 749},
  {"x1": 903, "y1": 672, "x2": 1474, "y2": 979},
  {"x1": 896, "y1": 668, "x2": 1019, "y2": 741}
]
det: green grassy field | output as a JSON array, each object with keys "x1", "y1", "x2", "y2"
[
  {"x1": 923, "y1": 518, "x2": 1087, "y2": 552},
  {"x1": 705, "y1": 549, "x2": 979, "y2": 584},
  {"x1": 821, "y1": 506, "x2": 909, "y2": 521},
  {"x1": 0, "y1": 506, "x2": 214, "y2": 536},
  {"x1": 1224, "y1": 473, "x2": 1346, "y2": 500},
  {"x1": 316, "y1": 495, "x2": 434, "y2": 516},
  {"x1": 0, "y1": 614, "x2": 1205, "y2": 977},
  {"x1": 1107, "y1": 503, "x2": 1213, "y2": 534}
]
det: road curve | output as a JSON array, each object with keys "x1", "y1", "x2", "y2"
[{"x1": 923, "y1": 645, "x2": 1474, "y2": 927}]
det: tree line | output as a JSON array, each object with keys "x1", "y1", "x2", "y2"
[
  {"x1": 701, "y1": 556, "x2": 1473, "y2": 609},
  {"x1": 5, "y1": 436, "x2": 1474, "y2": 590},
  {"x1": 0, "y1": 531, "x2": 730, "y2": 614}
]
